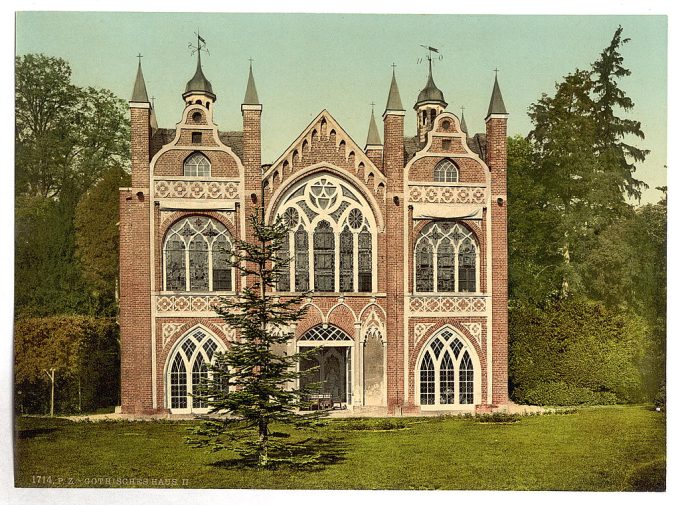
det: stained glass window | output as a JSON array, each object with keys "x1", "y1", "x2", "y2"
[
  {"x1": 339, "y1": 227, "x2": 353, "y2": 292},
  {"x1": 458, "y1": 237, "x2": 476, "y2": 292},
  {"x1": 163, "y1": 217, "x2": 233, "y2": 292},
  {"x1": 294, "y1": 226, "x2": 309, "y2": 292},
  {"x1": 414, "y1": 222, "x2": 477, "y2": 293},
  {"x1": 415, "y1": 242, "x2": 434, "y2": 292},
  {"x1": 358, "y1": 227, "x2": 372, "y2": 292},
  {"x1": 183, "y1": 152, "x2": 211, "y2": 177},
  {"x1": 277, "y1": 233, "x2": 291, "y2": 292},
  {"x1": 314, "y1": 220, "x2": 335, "y2": 292},
  {"x1": 275, "y1": 174, "x2": 375, "y2": 294},
  {"x1": 419, "y1": 329, "x2": 475, "y2": 406},
  {"x1": 433, "y1": 159, "x2": 458, "y2": 182}
]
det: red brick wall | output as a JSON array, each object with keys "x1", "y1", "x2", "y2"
[
  {"x1": 130, "y1": 107, "x2": 150, "y2": 188},
  {"x1": 486, "y1": 116, "x2": 509, "y2": 405},
  {"x1": 119, "y1": 188, "x2": 153, "y2": 414},
  {"x1": 383, "y1": 112, "x2": 405, "y2": 413}
]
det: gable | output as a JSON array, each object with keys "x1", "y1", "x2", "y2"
[{"x1": 263, "y1": 110, "x2": 387, "y2": 199}]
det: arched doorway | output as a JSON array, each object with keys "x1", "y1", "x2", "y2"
[
  {"x1": 165, "y1": 327, "x2": 226, "y2": 414},
  {"x1": 298, "y1": 325, "x2": 353, "y2": 407}
]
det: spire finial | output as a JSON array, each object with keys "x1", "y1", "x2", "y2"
[
  {"x1": 460, "y1": 105, "x2": 468, "y2": 134},
  {"x1": 385, "y1": 63, "x2": 404, "y2": 112},
  {"x1": 243, "y1": 58, "x2": 260, "y2": 105},
  {"x1": 494, "y1": 67, "x2": 499, "y2": 77},
  {"x1": 131, "y1": 53, "x2": 149, "y2": 102},
  {"x1": 486, "y1": 71, "x2": 508, "y2": 117},
  {"x1": 184, "y1": 30, "x2": 216, "y2": 101},
  {"x1": 415, "y1": 45, "x2": 446, "y2": 109},
  {"x1": 366, "y1": 102, "x2": 382, "y2": 146}
]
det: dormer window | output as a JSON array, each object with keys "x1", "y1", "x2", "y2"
[{"x1": 184, "y1": 152, "x2": 210, "y2": 177}]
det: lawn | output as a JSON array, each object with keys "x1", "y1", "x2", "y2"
[{"x1": 14, "y1": 405, "x2": 665, "y2": 491}]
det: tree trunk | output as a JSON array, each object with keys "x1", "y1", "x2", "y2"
[{"x1": 258, "y1": 418, "x2": 269, "y2": 468}]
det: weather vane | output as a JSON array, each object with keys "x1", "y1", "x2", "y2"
[
  {"x1": 188, "y1": 30, "x2": 210, "y2": 57},
  {"x1": 417, "y1": 45, "x2": 443, "y2": 65}
]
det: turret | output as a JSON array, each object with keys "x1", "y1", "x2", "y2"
[
  {"x1": 484, "y1": 72, "x2": 509, "y2": 406},
  {"x1": 241, "y1": 61, "x2": 262, "y2": 236},
  {"x1": 414, "y1": 58, "x2": 447, "y2": 143},
  {"x1": 129, "y1": 57, "x2": 151, "y2": 188},
  {"x1": 183, "y1": 50, "x2": 216, "y2": 111},
  {"x1": 364, "y1": 104, "x2": 383, "y2": 170}
]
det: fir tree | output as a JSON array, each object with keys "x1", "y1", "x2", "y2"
[{"x1": 187, "y1": 212, "x2": 322, "y2": 469}]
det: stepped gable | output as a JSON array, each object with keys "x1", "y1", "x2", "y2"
[{"x1": 263, "y1": 110, "x2": 387, "y2": 199}]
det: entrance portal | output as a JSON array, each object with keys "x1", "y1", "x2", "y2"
[{"x1": 298, "y1": 325, "x2": 353, "y2": 406}]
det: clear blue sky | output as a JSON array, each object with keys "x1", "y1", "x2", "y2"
[{"x1": 15, "y1": 11, "x2": 667, "y2": 203}]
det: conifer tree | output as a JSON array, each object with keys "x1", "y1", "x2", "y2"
[{"x1": 187, "y1": 213, "x2": 321, "y2": 469}]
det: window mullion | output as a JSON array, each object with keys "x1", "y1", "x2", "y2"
[
  {"x1": 353, "y1": 231, "x2": 359, "y2": 293},
  {"x1": 185, "y1": 242, "x2": 191, "y2": 291}
]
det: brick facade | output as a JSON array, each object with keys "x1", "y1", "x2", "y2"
[{"x1": 119, "y1": 61, "x2": 509, "y2": 415}]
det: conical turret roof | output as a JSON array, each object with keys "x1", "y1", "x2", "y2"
[
  {"x1": 486, "y1": 75, "x2": 507, "y2": 116},
  {"x1": 460, "y1": 108, "x2": 468, "y2": 135},
  {"x1": 415, "y1": 59, "x2": 446, "y2": 108},
  {"x1": 243, "y1": 62, "x2": 260, "y2": 105},
  {"x1": 184, "y1": 52, "x2": 216, "y2": 100},
  {"x1": 366, "y1": 106, "x2": 382, "y2": 146},
  {"x1": 385, "y1": 68, "x2": 404, "y2": 111},
  {"x1": 131, "y1": 60, "x2": 149, "y2": 102}
]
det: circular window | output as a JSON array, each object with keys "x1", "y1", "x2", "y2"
[
  {"x1": 441, "y1": 120, "x2": 451, "y2": 131},
  {"x1": 192, "y1": 111, "x2": 202, "y2": 122},
  {"x1": 283, "y1": 207, "x2": 300, "y2": 229}
]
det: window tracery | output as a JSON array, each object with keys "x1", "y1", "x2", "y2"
[
  {"x1": 183, "y1": 152, "x2": 211, "y2": 177},
  {"x1": 163, "y1": 217, "x2": 233, "y2": 292},
  {"x1": 433, "y1": 158, "x2": 459, "y2": 183},
  {"x1": 168, "y1": 328, "x2": 225, "y2": 411},
  {"x1": 414, "y1": 222, "x2": 478, "y2": 293},
  {"x1": 418, "y1": 329, "x2": 475, "y2": 406},
  {"x1": 275, "y1": 174, "x2": 376, "y2": 293}
]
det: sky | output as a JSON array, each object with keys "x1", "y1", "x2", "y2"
[{"x1": 14, "y1": 10, "x2": 668, "y2": 204}]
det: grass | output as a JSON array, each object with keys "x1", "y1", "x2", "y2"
[{"x1": 14, "y1": 405, "x2": 665, "y2": 490}]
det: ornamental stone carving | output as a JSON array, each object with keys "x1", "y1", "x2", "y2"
[
  {"x1": 461, "y1": 322, "x2": 482, "y2": 345},
  {"x1": 156, "y1": 295, "x2": 222, "y2": 313},
  {"x1": 409, "y1": 296, "x2": 487, "y2": 314},
  {"x1": 413, "y1": 322, "x2": 435, "y2": 345},
  {"x1": 161, "y1": 322, "x2": 184, "y2": 347},
  {"x1": 154, "y1": 179, "x2": 240, "y2": 199},
  {"x1": 408, "y1": 185, "x2": 486, "y2": 205}
]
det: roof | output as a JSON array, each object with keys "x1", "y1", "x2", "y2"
[
  {"x1": 385, "y1": 69, "x2": 404, "y2": 111},
  {"x1": 150, "y1": 128, "x2": 243, "y2": 160},
  {"x1": 184, "y1": 52, "x2": 215, "y2": 100},
  {"x1": 366, "y1": 109, "x2": 382, "y2": 145},
  {"x1": 415, "y1": 60, "x2": 446, "y2": 108},
  {"x1": 131, "y1": 61, "x2": 149, "y2": 102},
  {"x1": 243, "y1": 63, "x2": 260, "y2": 105},
  {"x1": 486, "y1": 75, "x2": 507, "y2": 116}
]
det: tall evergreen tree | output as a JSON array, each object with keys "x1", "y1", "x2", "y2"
[{"x1": 187, "y1": 213, "x2": 321, "y2": 469}]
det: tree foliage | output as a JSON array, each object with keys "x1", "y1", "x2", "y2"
[
  {"x1": 14, "y1": 315, "x2": 120, "y2": 414},
  {"x1": 14, "y1": 54, "x2": 130, "y2": 319},
  {"x1": 187, "y1": 214, "x2": 322, "y2": 469},
  {"x1": 509, "y1": 300, "x2": 649, "y2": 404},
  {"x1": 15, "y1": 54, "x2": 129, "y2": 200},
  {"x1": 75, "y1": 166, "x2": 131, "y2": 315}
]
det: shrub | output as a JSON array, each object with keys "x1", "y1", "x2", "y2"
[
  {"x1": 509, "y1": 299, "x2": 649, "y2": 404},
  {"x1": 523, "y1": 381, "x2": 618, "y2": 406}
]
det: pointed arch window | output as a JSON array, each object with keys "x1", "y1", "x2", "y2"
[
  {"x1": 184, "y1": 152, "x2": 211, "y2": 177},
  {"x1": 275, "y1": 174, "x2": 377, "y2": 294},
  {"x1": 418, "y1": 329, "x2": 476, "y2": 406},
  {"x1": 167, "y1": 328, "x2": 226, "y2": 412},
  {"x1": 414, "y1": 222, "x2": 478, "y2": 293},
  {"x1": 163, "y1": 217, "x2": 233, "y2": 292},
  {"x1": 434, "y1": 159, "x2": 459, "y2": 183}
]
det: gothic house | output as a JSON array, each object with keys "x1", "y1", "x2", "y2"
[{"x1": 119, "y1": 50, "x2": 510, "y2": 415}]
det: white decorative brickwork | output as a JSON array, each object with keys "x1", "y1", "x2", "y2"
[
  {"x1": 408, "y1": 185, "x2": 487, "y2": 204},
  {"x1": 161, "y1": 322, "x2": 183, "y2": 347},
  {"x1": 409, "y1": 296, "x2": 487, "y2": 314},
  {"x1": 461, "y1": 322, "x2": 482, "y2": 345},
  {"x1": 156, "y1": 295, "x2": 221, "y2": 313},
  {"x1": 154, "y1": 179, "x2": 239, "y2": 199},
  {"x1": 413, "y1": 322, "x2": 435, "y2": 345}
]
